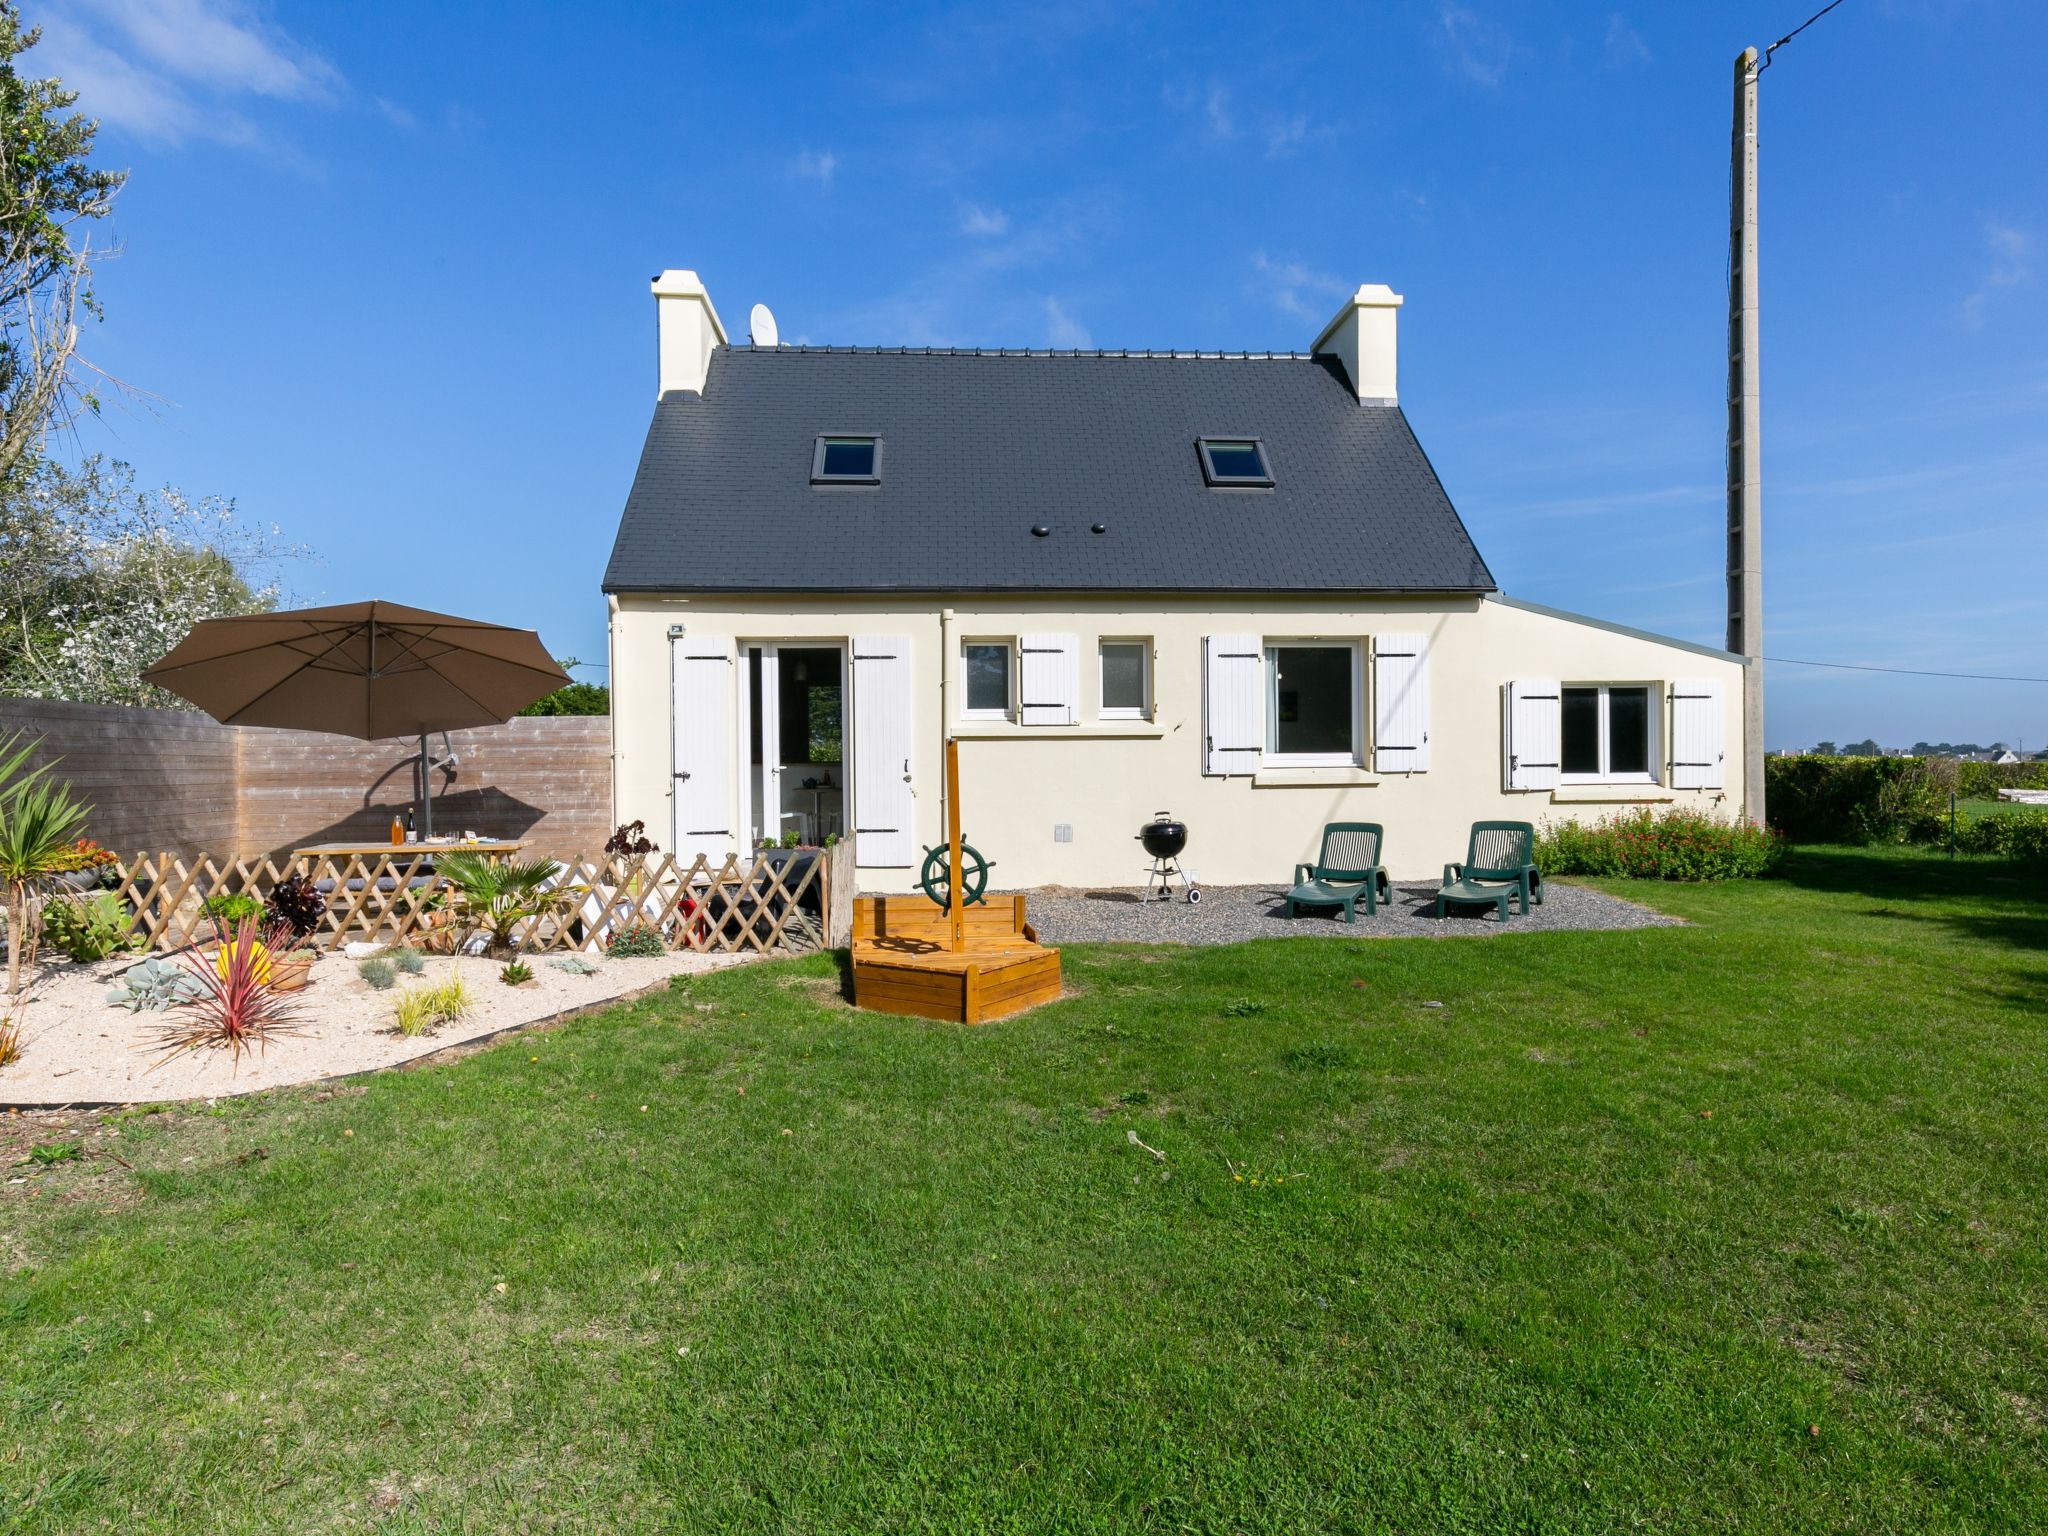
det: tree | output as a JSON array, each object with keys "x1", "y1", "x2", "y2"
[
  {"x1": 518, "y1": 658, "x2": 608, "y2": 716},
  {"x1": 0, "y1": 456, "x2": 309, "y2": 706},
  {"x1": 1812, "y1": 741, "x2": 1837, "y2": 756},
  {"x1": 1840, "y1": 739, "x2": 1883, "y2": 757},
  {"x1": 0, "y1": 7, "x2": 126, "y2": 481}
]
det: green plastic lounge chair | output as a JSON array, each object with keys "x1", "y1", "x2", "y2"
[
  {"x1": 1285, "y1": 823, "x2": 1392, "y2": 924},
  {"x1": 1435, "y1": 821, "x2": 1544, "y2": 922}
]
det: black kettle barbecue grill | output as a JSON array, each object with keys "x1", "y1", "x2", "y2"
[{"x1": 1136, "y1": 811, "x2": 1200, "y2": 904}]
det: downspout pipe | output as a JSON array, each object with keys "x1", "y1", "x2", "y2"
[{"x1": 939, "y1": 607, "x2": 955, "y2": 847}]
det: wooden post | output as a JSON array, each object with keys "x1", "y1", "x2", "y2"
[{"x1": 945, "y1": 737, "x2": 964, "y2": 953}]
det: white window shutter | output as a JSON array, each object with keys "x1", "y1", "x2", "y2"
[
  {"x1": 1503, "y1": 680, "x2": 1560, "y2": 791},
  {"x1": 1373, "y1": 632, "x2": 1430, "y2": 773},
  {"x1": 1018, "y1": 632, "x2": 1078, "y2": 726},
  {"x1": 1202, "y1": 633, "x2": 1263, "y2": 775},
  {"x1": 1669, "y1": 678, "x2": 1725, "y2": 790},
  {"x1": 670, "y1": 635, "x2": 735, "y2": 867},
  {"x1": 851, "y1": 635, "x2": 917, "y2": 866}
]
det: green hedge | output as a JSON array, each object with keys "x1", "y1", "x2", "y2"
[
  {"x1": 1949, "y1": 808, "x2": 2048, "y2": 860},
  {"x1": 1765, "y1": 754, "x2": 1957, "y2": 844},
  {"x1": 1956, "y1": 760, "x2": 2048, "y2": 797},
  {"x1": 1765, "y1": 754, "x2": 2047, "y2": 853},
  {"x1": 1534, "y1": 809, "x2": 1785, "y2": 881}
]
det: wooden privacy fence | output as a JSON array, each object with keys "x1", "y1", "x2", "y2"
[{"x1": 106, "y1": 843, "x2": 854, "y2": 957}]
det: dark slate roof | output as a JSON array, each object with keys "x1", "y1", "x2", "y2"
[{"x1": 603, "y1": 346, "x2": 1495, "y2": 595}]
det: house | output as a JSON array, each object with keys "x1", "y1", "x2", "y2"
[{"x1": 603, "y1": 270, "x2": 1750, "y2": 890}]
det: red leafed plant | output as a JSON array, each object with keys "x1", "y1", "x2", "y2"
[{"x1": 147, "y1": 916, "x2": 305, "y2": 1072}]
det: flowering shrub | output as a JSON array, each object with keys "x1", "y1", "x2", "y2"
[
  {"x1": 606, "y1": 920, "x2": 667, "y2": 958},
  {"x1": 1534, "y1": 809, "x2": 1785, "y2": 882}
]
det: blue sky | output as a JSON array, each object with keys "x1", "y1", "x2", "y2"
[{"x1": 27, "y1": 0, "x2": 2048, "y2": 750}]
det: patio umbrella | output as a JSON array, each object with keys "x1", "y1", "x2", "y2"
[{"x1": 142, "y1": 600, "x2": 571, "y2": 839}]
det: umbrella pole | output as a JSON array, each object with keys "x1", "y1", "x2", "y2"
[{"x1": 419, "y1": 731, "x2": 432, "y2": 841}]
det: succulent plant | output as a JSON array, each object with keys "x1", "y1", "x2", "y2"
[
  {"x1": 550, "y1": 955, "x2": 601, "y2": 975},
  {"x1": 107, "y1": 955, "x2": 208, "y2": 1012},
  {"x1": 500, "y1": 960, "x2": 534, "y2": 986}
]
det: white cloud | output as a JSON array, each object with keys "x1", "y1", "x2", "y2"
[
  {"x1": 1963, "y1": 218, "x2": 2032, "y2": 329},
  {"x1": 30, "y1": 0, "x2": 341, "y2": 147},
  {"x1": 1603, "y1": 14, "x2": 1651, "y2": 71},
  {"x1": 1204, "y1": 84, "x2": 1233, "y2": 138},
  {"x1": 958, "y1": 202, "x2": 1009, "y2": 237},
  {"x1": 76, "y1": 0, "x2": 339, "y2": 97},
  {"x1": 1264, "y1": 113, "x2": 1308, "y2": 158},
  {"x1": 793, "y1": 149, "x2": 838, "y2": 189},
  {"x1": 373, "y1": 96, "x2": 418, "y2": 130},
  {"x1": 1251, "y1": 252, "x2": 1349, "y2": 326},
  {"x1": 1043, "y1": 297, "x2": 1092, "y2": 349},
  {"x1": 1164, "y1": 78, "x2": 1323, "y2": 156},
  {"x1": 1436, "y1": 2, "x2": 1514, "y2": 88}
]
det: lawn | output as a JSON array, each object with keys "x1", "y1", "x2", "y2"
[{"x1": 3, "y1": 847, "x2": 2045, "y2": 1533}]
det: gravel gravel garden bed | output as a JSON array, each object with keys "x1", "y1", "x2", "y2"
[
  {"x1": 1021, "y1": 879, "x2": 1681, "y2": 946},
  {"x1": 0, "y1": 945, "x2": 760, "y2": 1108}
]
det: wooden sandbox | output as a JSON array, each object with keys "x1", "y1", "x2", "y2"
[{"x1": 850, "y1": 892, "x2": 1062, "y2": 1023}]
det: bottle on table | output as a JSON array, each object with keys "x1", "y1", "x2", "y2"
[
  {"x1": 405, "y1": 809, "x2": 417, "y2": 844},
  {"x1": 389, "y1": 814, "x2": 403, "y2": 846}
]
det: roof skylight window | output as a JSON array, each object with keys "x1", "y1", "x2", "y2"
[
  {"x1": 812, "y1": 435, "x2": 881, "y2": 484},
  {"x1": 1198, "y1": 437, "x2": 1273, "y2": 488}
]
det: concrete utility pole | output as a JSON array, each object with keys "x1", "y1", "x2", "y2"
[{"x1": 1727, "y1": 46, "x2": 1766, "y2": 824}]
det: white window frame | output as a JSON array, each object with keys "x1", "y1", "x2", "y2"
[
  {"x1": 1097, "y1": 638, "x2": 1151, "y2": 721},
  {"x1": 1559, "y1": 682, "x2": 1661, "y2": 785},
  {"x1": 959, "y1": 639, "x2": 1014, "y2": 722},
  {"x1": 1263, "y1": 640, "x2": 1364, "y2": 768}
]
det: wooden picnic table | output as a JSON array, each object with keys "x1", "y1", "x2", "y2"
[{"x1": 290, "y1": 839, "x2": 528, "y2": 862}]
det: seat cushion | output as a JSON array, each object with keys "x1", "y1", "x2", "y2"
[
  {"x1": 1289, "y1": 879, "x2": 1363, "y2": 905},
  {"x1": 1439, "y1": 877, "x2": 1511, "y2": 904}
]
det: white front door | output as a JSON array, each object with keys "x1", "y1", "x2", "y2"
[
  {"x1": 670, "y1": 635, "x2": 736, "y2": 866},
  {"x1": 757, "y1": 646, "x2": 785, "y2": 844},
  {"x1": 850, "y1": 635, "x2": 915, "y2": 866}
]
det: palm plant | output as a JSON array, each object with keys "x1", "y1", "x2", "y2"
[
  {"x1": 433, "y1": 853, "x2": 565, "y2": 955},
  {"x1": 0, "y1": 732, "x2": 91, "y2": 998}
]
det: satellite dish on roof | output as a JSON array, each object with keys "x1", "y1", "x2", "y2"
[{"x1": 749, "y1": 303, "x2": 780, "y2": 347}]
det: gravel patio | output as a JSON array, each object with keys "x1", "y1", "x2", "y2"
[{"x1": 1021, "y1": 878, "x2": 1681, "y2": 945}]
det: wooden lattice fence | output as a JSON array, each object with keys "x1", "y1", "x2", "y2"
[{"x1": 106, "y1": 845, "x2": 851, "y2": 957}]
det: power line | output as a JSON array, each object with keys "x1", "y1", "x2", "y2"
[
  {"x1": 1765, "y1": 655, "x2": 2048, "y2": 686},
  {"x1": 1756, "y1": 0, "x2": 1849, "y2": 76}
]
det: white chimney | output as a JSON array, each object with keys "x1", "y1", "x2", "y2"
[
  {"x1": 651, "y1": 269, "x2": 728, "y2": 396},
  {"x1": 1310, "y1": 283, "x2": 1403, "y2": 404}
]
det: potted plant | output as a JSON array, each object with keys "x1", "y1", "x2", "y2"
[
  {"x1": 47, "y1": 837, "x2": 119, "y2": 894},
  {"x1": 195, "y1": 893, "x2": 315, "y2": 991},
  {"x1": 261, "y1": 874, "x2": 327, "y2": 991}
]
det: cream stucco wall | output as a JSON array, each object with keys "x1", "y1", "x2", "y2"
[{"x1": 608, "y1": 592, "x2": 1749, "y2": 891}]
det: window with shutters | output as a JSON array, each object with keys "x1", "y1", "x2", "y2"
[
  {"x1": 1099, "y1": 639, "x2": 1150, "y2": 720},
  {"x1": 1560, "y1": 684, "x2": 1659, "y2": 784},
  {"x1": 1264, "y1": 642, "x2": 1363, "y2": 767},
  {"x1": 960, "y1": 640, "x2": 1013, "y2": 720}
]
